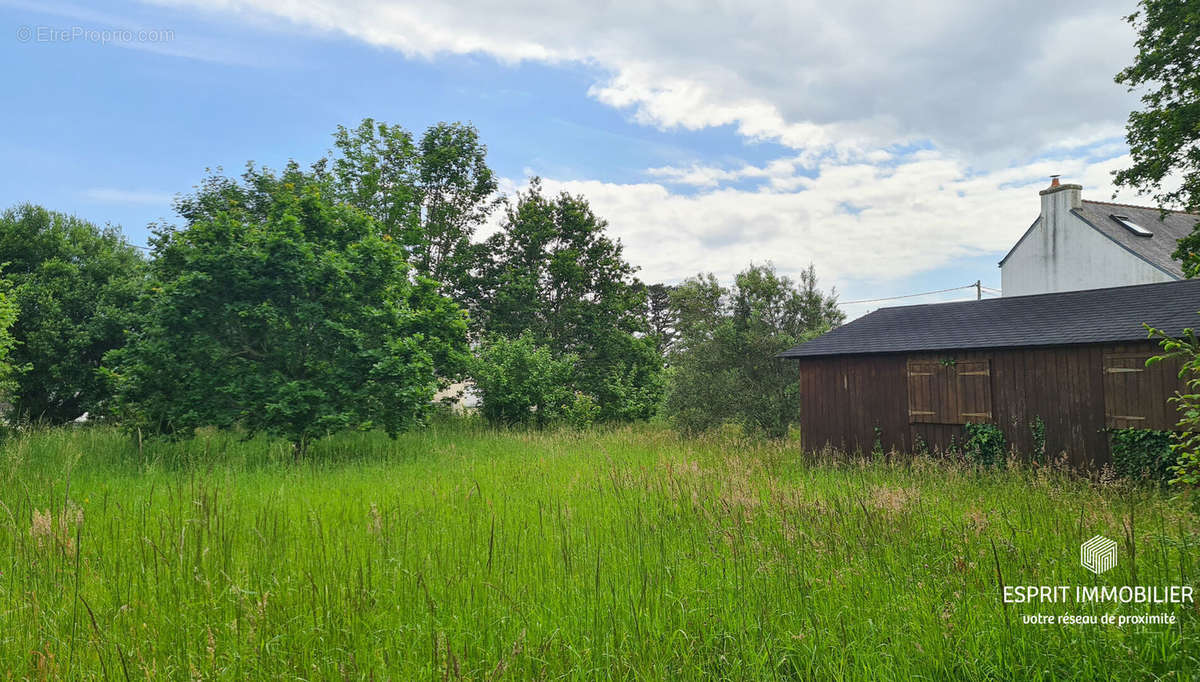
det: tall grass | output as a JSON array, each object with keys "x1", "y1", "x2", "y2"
[{"x1": 1, "y1": 422, "x2": 1197, "y2": 679}]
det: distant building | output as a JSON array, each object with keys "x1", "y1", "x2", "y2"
[{"x1": 999, "y1": 179, "x2": 1198, "y2": 296}]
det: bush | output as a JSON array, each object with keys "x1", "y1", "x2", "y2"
[
  {"x1": 469, "y1": 333, "x2": 577, "y2": 427},
  {"x1": 1147, "y1": 324, "x2": 1200, "y2": 486},
  {"x1": 1109, "y1": 428, "x2": 1176, "y2": 483},
  {"x1": 963, "y1": 422, "x2": 1006, "y2": 468},
  {"x1": 563, "y1": 392, "x2": 600, "y2": 429}
]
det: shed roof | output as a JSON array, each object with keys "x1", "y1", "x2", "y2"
[{"x1": 778, "y1": 279, "x2": 1200, "y2": 359}]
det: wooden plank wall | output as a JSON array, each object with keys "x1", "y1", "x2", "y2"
[{"x1": 793, "y1": 341, "x2": 1186, "y2": 467}]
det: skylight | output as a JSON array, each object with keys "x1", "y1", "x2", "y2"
[{"x1": 1110, "y1": 214, "x2": 1153, "y2": 237}]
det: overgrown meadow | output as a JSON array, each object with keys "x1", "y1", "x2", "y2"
[{"x1": 2, "y1": 422, "x2": 1198, "y2": 680}]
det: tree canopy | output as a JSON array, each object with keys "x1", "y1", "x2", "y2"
[
  {"x1": 105, "y1": 165, "x2": 467, "y2": 452},
  {"x1": 471, "y1": 179, "x2": 664, "y2": 421},
  {"x1": 323, "y1": 119, "x2": 500, "y2": 301},
  {"x1": 1113, "y1": 0, "x2": 1200, "y2": 274},
  {"x1": 665, "y1": 263, "x2": 844, "y2": 438},
  {"x1": 0, "y1": 204, "x2": 146, "y2": 423}
]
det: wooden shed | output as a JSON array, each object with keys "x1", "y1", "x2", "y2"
[{"x1": 778, "y1": 280, "x2": 1200, "y2": 466}]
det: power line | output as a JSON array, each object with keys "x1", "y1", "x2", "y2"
[{"x1": 839, "y1": 282, "x2": 987, "y2": 306}]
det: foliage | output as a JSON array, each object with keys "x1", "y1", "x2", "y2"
[
  {"x1": 0, "y1": 204, "x2": 146, "y2": 422},
  {"x1": 563, "y1": 392, "x2": 601, "y2": 429},
  {"x1": 962, "y1": 422, "x2": 1006, "y2": 468},
  {"x1": 0, "y1": 277, "x2": 19, "y2": 400},
  {"x1": 105, "y1": 166, "x2": 467, "y2": 452},
  {"x1": 1109, "y1": 427, "x2": 1176, "y2": 482},
  {"x1": 473, "y1": 179, "x2": 664, "y2": 421},
  {"x1": 1029, "y1": 415, "x2": 1047, "y2": 465},
  {"x1": 3, "y1": 424, "x2": 1199, "y2": 678},
  {"x1": 1147, "y1": 323, "x2": 1200, "y2": 485},
  {"x1": 665, "y1": 263, "x2": 844, "y2": 438},
  {"x1": 468, "y1": 332, "x2": 577, "y2": 427},
  {"x1": 322, "y1": 119, "x2": 501, "y2": 301},
  {"x1": 1113, "y1": 0, "x2": 1200, "y2": 274},
  {"x1": 637, "y1": 282, "x2": 678, "y2": 356}
]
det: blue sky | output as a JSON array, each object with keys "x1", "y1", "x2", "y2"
[{"x1": 2, "y1": 0, "x2": 1149, "y2": 316}]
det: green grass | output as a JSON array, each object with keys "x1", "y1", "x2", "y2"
[{"x1": 1, "y1": 421, "x2": 1198, "y2": 679}]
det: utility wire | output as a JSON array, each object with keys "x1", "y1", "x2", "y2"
[{"x1": 839, "y1": 282, "x2": 989, "y2": 306}]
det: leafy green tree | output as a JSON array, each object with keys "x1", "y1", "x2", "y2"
[
  {"x1": 473, "y1": 179, "x2": 664, "y2": 421},
  {"x1": 0, "y1": 278, "x2": 19, "y2": 400},
  {"x1": 469, "y1": 332, "x2": 577, "y2": 427},
  {"x1": 1113, "y1": 0, "x2": 1200, "y2": 274},
  {"x1": 105, "y1": 166, "x2": 467, "y2": 455},
  {"x1": 323, "y1": 119, "x2": 500, "y2": 300},
  {"x1": 0, "y1": 204, "x2": 146, "y2": 422},
  {"x1": 665, "y1": 263, "x2": 843, "y2": 438}
]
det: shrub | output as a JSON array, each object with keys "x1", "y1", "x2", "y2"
[
  {"x1": 1147, "y1": 324, "x2": 1200, "y2": 486},
  {"x1": 469, "y1": 333, "x2": 577, "y2": 427},
  {"x1": 1109, "y1": 428, "x2": 1176, "y2": 483},
  {"x1": 563, "y1": 392, "x2": 600, "y2": 429},
  {"x1": 1029, "y1": 416, "x2": 1047, "y2": 465},
  {"x1": 963, "y1": 422, "x2": 1006, "y2": 468}
]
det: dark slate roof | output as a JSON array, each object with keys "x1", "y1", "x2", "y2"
[
  {"x1": 1073, "y1": 200, "x2": 1197, "y2": 278},
  {"x1": 778, "y1": 279, "x2": 1200, "y2": 359}
]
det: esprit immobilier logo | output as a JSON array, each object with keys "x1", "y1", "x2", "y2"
[{"x1": 1080, "y1": 534, "x2": 1118, "y2": 575}]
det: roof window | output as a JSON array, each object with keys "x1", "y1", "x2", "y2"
[{"x1": 1110, "y1": 214, "x2": 1153, "y2": 237}]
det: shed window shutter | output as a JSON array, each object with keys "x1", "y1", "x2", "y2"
[
  {"x1": 1103, "y1": 353, "x2": 1150, "y2": 428},
  {"x1": 956, "y1": 360, "x2": 992, "y2": 423},
  {"x1": 908, "y1": 357, "x2": 992, "y2": 424},
  {"x1": 907, "y1": 361, "x2": 941, "y2": 423}
]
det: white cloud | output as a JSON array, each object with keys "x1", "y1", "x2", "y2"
[
  {"x1": 520, "y1": 152, "x2": 1145, "y2": 290},
  {"x1": 150, "y1": 0, "x2": 1142, "y2": 159}
]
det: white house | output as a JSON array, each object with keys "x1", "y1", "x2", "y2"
[{"x1": 999, "y1": 178, "x2": 1198, "y2": 296}]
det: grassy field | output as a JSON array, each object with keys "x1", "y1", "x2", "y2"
[{"x1": 1, "y1": 422, "x2": 1198, "y2": 680}]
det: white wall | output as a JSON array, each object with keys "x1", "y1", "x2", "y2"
[{"x1": 1001, "y1": 187, "x2": 1174, "y2": 296}]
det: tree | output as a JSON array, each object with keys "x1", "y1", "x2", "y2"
[
  {"x1": 323, "y1": 119, "x2": 500, "y2": 301},
  {"x1": 105, "y1": 165, "x2": 468, "y2": 454},
  {"x1": 638, "y1": 282, "x2": 678, "y2": 356},
  {"x1": 0, "y1": 204, "x2": 146, "y2": 423},
  {"x1": 1113, "y1": 0, "x2": 1200, "y2": 275},
  {"x1": 473, "y1": 179, "x2": 664, "y2": 421},
  {"x1": 0, "y1": 277, "x2": 19, "y2": 401},
  {"x1": 665, "y1": 263, "x2": 844, "y2": 438}
]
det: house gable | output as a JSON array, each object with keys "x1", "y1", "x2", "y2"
[{"x1": 1000, "y1": 206, "x2": 1177, "y2": 297}]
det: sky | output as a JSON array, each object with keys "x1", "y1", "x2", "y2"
[{"x1": 2, "y1": 0, "x2": 1156, "y2": 317}]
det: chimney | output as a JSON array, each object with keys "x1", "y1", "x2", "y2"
[{"x1": 1039, "y1": 175, "x2": 1082, "y2": 234}]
